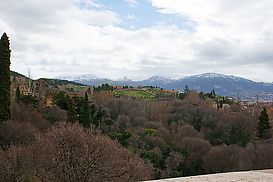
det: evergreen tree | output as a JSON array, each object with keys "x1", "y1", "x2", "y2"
[
  {"x1": 184, "y1": 85, "x2": 189, "y2": 94},
  {"x1": 66, "y1": 96, "x2": 78, "y2": 123},
  {"x1": 90, "y1": 104, "x2": 96, "y2": 118},
  {"x1": 212, "y1": 89, "x2": 216, "y2": 98},
  {"x1": 0, "y1": 33, "x2": 11, "y2": 123},
  {"x1": 199, "y1": 91, "x2": 204, "y2": 99},
  {"x1": 257, "y1": 108, "x2": 272, "y2": 139},
  {"x1": 216, "y1": 99, "x2": 220, "y2": 110},
  {"x1": 80, "y1": 92, "x2": 91, "y2": 128},
  {"x1": 94, "y1": 106, "x2": 105, "y2": 127},
  {"x1": 15, "y1": 86, "x2": 21, "y2": 103}
]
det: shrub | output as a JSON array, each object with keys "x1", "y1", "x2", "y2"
[{"x1": 0, "y1": 123, "x2": 153, "y2": 181}]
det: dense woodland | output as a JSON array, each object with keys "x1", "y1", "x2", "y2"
[
  {"x1": 1, "y1": 33, "x2": 273, "y2": 181},
  {"x1": 2, "y1": 88, "x2": 273, "y2": 181},
  {"x1": 88, "y1": 91, "x2": 273, "y2": 178}
]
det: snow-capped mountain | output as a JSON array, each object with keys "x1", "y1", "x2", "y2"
[
  {"x1": 116, "y1": 76, "x2": 132, "y2": 82},
  {"x1": 115, "y1": 77, "x2": 134, "y2": 85},
  {"x1": 56, "y1": 74, "x2": 97, "y2": 81},
  {"x1": 139, "y1": 76, "x2": 175, "y2": 87},
  {"x1": 146, "y1": 76, "x2": 174, "y2": 83},
  {"x1": 60, "y1": 75, "x2": 176, "y2": 87},
  {"x1": 57, "y1": 73, "x2": 273, "y2": 99},
  {"x1": 181, "y1": 73, "x2": 251, "y2": 82},
  {"x1": 168, "y1": 73, "x2": 273, "y2": 97}
]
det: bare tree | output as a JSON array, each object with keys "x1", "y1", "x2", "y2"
[
  {"x1": 0, "y1": 120, "x2": 38, "y2": 149},
  {"x1": 0, "y1": 123, "x2": 153, "y2": 181}
]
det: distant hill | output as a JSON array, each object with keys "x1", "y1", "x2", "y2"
[
  {"x1": 56, "y1": 74, "x2": 97, "y2": 81},
  {"x1": 10, "y1": 71, "x2": 27, "y2": 78},
  {"x1": 10, "y1": 71, "x2": 85, "y2": 87},
  {"x1": 166, "y1": 73, "x2": 273, "y2": 97},
  {"x1": 70, "y1": 76, "x2": 175, "y2": 88},
  {"x1": 138, "y1": 76, "x2": 175, "y2": 88},
  {"x1": 11, "y1": 70, "x2": 273, "y2": 100},
  {"x1": 39, "y1": 78, "x2": 85, "y2": 86},
  {"x1": 63, "y1": 73, "x2": 273, "y2": 100}
]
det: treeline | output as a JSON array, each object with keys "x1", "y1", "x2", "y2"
[
  {"x1": 178, "y1": 87, "x2": 232, "y2": 109},
  {"x1": 38, "y1": 87, "x2": 273, "y2": 179},
  {"x1": 48, "y1": 84, "x2": 273, "y2": 179},
  {"x1": 0, "y1": 33, "x2": 152, "y2": 181},
  {"x1": 52, "y1": 91, "x2": 108, "y2": 128},
  {"x1": 90, "y1": 91, "x2": 273, "y2": 179},
  {"x1": 0, "y1": 98, "x2": 153, "y2": 181},
  {"x1": 94, "y1": 83, "x2": 113, "y2": 92}
]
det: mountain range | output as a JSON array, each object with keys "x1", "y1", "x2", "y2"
[{"x1": 57, "y1": 73, "x2": 273, "y2": 100}]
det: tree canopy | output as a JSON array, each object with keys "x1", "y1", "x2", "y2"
[
  {"x1": 257, "y1": 108, "x2": 272, "y2": 139},
  {"x1": 0, "y1": 33, "x2": 11, "y2": 123}
]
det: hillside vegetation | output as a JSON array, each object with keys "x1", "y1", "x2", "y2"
[
  {"x1": 113, "y1": 89, "x2": 156, "y2": 100},
  {"x1": 1, "y1": 71, "x2": 273, "y2": 180}
]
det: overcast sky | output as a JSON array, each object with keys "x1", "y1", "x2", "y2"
[{"x1": 1, "y1": 0, "x2": 273, "y2": 82}]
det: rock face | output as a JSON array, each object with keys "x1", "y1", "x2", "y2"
[{"x1": 145, "y1": 170, "x2": 273, "y2": 182}]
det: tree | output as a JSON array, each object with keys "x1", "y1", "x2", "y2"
[
  {"x1": 212, "y1": 89, "x2": 216, "y2": 98},
  {"x1": 94, "y1": 106, "x2": 105, "y2": 127},
  {"x1": 257, "y1": 108, "x2": 271, "y2": 139},
  {"x1": 15, "y1": 86, "x2": 21, "y2": 103},
  {"x1": 19, "y1": 95, "x2": 39, "y2": 108},
  {"x1": 66, "y1": 96, "x2": 78, "y2": 123},
  {"x1": 109, "y1": 131, "x2": 133, "y2": 147},
  {"x1": 0, "y1": 123, "x2": 153, "y2": 181},
  {"x1": 80, "y1": 92, "x2": 91, "y2": 128},
  {"x1": 0, "y1": 120, "x2": 38, "y2": 149},
  {"x1": 53, "y1": 92, "x2": 68, "y2": 110},
  {"x1": 204, "y1": 145, "x2": 235, "y2": 173},
  {"x1": 72, "y1": 96, "x2": 84, "y2": 117},
  {"x1": 229, "y1": 123, "x2": 251, "y2": 147},
  {"x1": 184, "y1": 85, "x2": 189, "y2": 94},
  {"x1": 0, "y1": 33, "x2": 11, "y2": 123}
]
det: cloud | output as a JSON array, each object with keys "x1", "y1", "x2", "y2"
[
  {"x1": 150, "y1": 0, "x2": 273, "y2": 81},
  {"x1": 127, "y1": 14, "x2": 139, "y2": 21},
  {"x1": 123, "y1": 0, "x2": 139, "y2": 7},
  {"x1": 0, "y1": 0, "x2": 273, "y2": 82},
  {"x1": 0, "y1": 0, "x2": 195, "y2": 80}
]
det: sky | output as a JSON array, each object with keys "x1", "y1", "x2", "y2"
[{"x1": 1, "y1": 0, "x2": 273, "y2": 82}]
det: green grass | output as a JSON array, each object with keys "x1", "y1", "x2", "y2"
[
  {"x1": 113, "y1": 89, "x2": 156, "y2": 100},
  {"x1": 65, "y1": 84, "x2": 88, "y2": 89}
]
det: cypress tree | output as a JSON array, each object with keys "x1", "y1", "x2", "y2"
[
  {"x1": 184, "y1": 85, "x2": 189, "y2": 94},
  {"x1": 0, "y1": 33, "x2": 11, "y2": 123},
  {"x1": 257, "y1": 108, "x2": 272, "y2": 139},
  {"x1": 66, "y1": 96, "x2": 78, "y2": 123},
  {"x1": 80, "y1": 92, "x2": 91, "y2": 128},
  {"x1": 16, "y1": 86, "x2": 21, "y2": 103},
  {"x1": 94, "y1": 106, "x2": 105, "y2": 127},
  {"x1": 212, "y1": 89, "x2": 216, "y2": 98}
]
